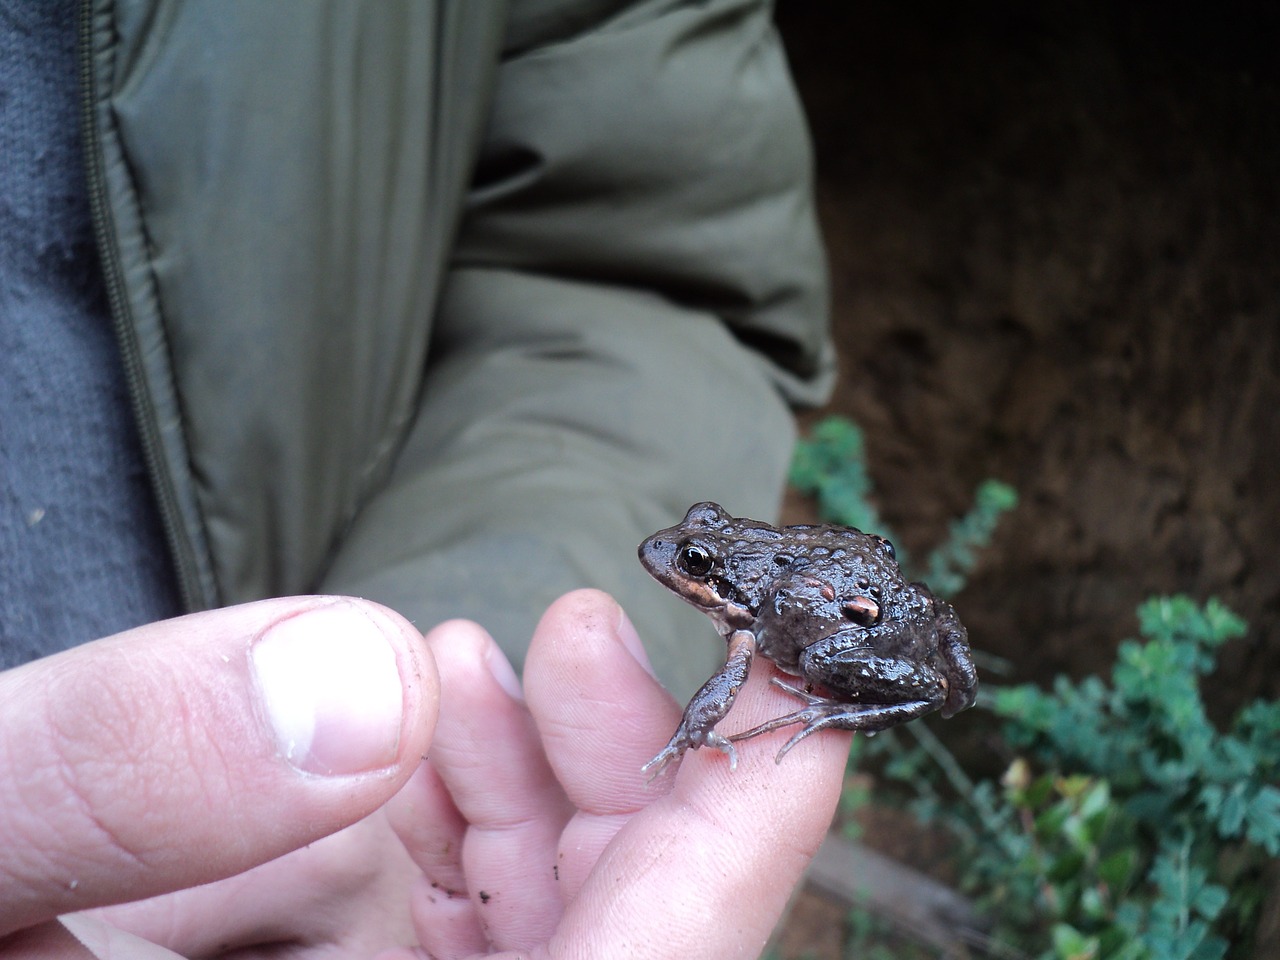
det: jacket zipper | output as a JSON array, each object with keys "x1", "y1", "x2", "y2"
[{"x1": 77, "y1": 0, "x2": 208, "y2": 612}]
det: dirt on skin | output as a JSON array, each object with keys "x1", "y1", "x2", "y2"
[{"x1": 771, "y1": 2, "x2": 1280, "y2": 956}]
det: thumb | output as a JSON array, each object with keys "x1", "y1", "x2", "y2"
[{"x1": 0, "y1": 596, "x2": 437, "y2": 938}]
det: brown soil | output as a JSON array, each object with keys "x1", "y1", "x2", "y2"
[
  {"x1": 777, "y1": 1, "x2": 1280, "y2": 726},
  {"x1": 772, "y1": 2, "x2": 1280, "y2": 956}
]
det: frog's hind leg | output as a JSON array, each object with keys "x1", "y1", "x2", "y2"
[{"x1": 729, "y1": 678, "x2": 939, "y2": 763}]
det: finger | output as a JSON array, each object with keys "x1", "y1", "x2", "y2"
[
  {"x1": 386, "y1": 762, "x2": 469, "y2": 895},
  {"x1": 522, "y1": 589, "x2": 682, "y2": 897},
  {"x1": 89, "y1": 810, "x2": 420, "y2": 957},
  {"x1": 422, "y1": 620, "x2": 573, "y2": 954},
  {"x1": 385, "y1": 762, "x2": 484, "y2": 957},
  {"x1": 528, "y1": 589, "x2": 850, "y2": 958},
  {"x1": 31, "y1": 915, "x2": 184, "y2": 960},
  {"x1": 0, "y1": 919, "x2": 102, "y2": 960},
  {"x1": 0, "y1": 596, "x2": 437, "y2": 938}
]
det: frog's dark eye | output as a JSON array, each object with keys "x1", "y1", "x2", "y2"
[
  {"x1": 876, "y1": 537, "x2": 896, "y2": 560},
  {"x1": 678, "y1": 543, "x2": 714, "y2": 578},
  {"x1": 841, "y1": 595, "x2": 881, "y2": 627}
]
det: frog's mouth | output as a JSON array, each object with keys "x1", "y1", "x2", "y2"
[
  {"x1": 638, "y1": 534, "x2": 753, "y2": 626},
  {"x1": 677, "y1": 578, "x2": 729, "y2": 611},
  {"x1": 690, "y1": 577, "x2": 754, "y2": 629}
]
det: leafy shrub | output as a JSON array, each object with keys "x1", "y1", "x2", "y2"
[
  {"x1": 788, "y1": 417, "x2": 1278, "y2": 959},
  {"x1": 975, "y1": 596, "x2": 1280, "y2": 959},
  {"x1": 789, "y1": 415, "x2": 1016, "y2": 596}
]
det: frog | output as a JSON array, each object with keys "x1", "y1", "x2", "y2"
[{"x1": 638, "y1": 501, "x2": 977, "y2": 776}]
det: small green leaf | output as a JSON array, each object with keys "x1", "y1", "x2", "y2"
[
  {"x1": 1051, "y1": 923, "x2": 1099, "y2": 960},
  {"x1": 1098, "y1": 848, "x2": 1137, "y2": 889},
  {"x1": 1078, "y1": 779, "x2": 1113, "y2": 820},
  {"x1": 1216, "y1": 784, "x2": 1247, "y2": 837},
  {"x1": 1191, "y1": 883, "x2": 1228, "y2": 922},
  {"x1": 1245, "y1": 785, "x2": 1280, "y2": 854}
]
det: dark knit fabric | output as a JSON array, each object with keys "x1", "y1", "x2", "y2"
[{"x1": 1, "y1": 2, "x2": 181, "y2": 669}]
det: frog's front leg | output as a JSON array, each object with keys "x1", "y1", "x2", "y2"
[
  {"x1": 642, "y1": 628, "x2": 755, "y2": 778},
  {"x1": 730, "y1": 642, "x2": 948, "y2": 763}
]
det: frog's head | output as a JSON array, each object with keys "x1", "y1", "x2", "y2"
[{"x1": 637, "y1": 502, "x2": 759, "y2": 632}]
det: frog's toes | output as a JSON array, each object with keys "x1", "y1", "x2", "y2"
[
  {"x1": 641, "y1": 746, "x2": 682, "y2": 781},
  {"x1": 706, "y1": 730, "x2": 739, "y2": 772},
  {"x1": 769, "y1": 676, "x2": 828, "y2": 705},
  {"x1": 772, "y1": 715, "x2": 842, "y2": 763},
  {"x1": 642, "y1": 726, "x2": 739, "y2": 779}
]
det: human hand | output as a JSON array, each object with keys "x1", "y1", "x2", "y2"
[
  {"x1": 0, "y1": 597, "x2": 438, "y2": 959},
  {"x1": 380, "y1": 589, "x2": 850, "y2": 960}
]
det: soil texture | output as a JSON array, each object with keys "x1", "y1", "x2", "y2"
[{"x1": 772, "y1": 3, "x2": 1279, "y2": 955}]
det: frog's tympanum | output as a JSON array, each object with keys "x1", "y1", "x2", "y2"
[{"x1": 639, "y1": 502, "x2": 978, "y2": 775}]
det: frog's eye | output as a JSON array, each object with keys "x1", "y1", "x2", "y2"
[
  {"x1": 677, "y1": 543, "x2": 714, "y2": 577},
  {"x1": 841, "y1": 595, "x2": 881, "y2": 627}
]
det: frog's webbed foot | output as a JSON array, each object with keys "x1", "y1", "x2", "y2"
[
  {"x1": 642, "y1": 629, "x2": 755, "y2": 780},
  {"x1": 729, "y1": 677, "x2": 937, "y2": 764}
]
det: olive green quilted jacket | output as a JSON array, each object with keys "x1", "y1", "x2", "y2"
[{"x1": 82, "y1": 0, "x2": 832, "y2": 696}]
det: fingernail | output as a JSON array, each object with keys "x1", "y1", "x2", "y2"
[
  {"x1": 251, "y1": 601, "x2": 404, "y2": 775},
  {"x1": 615, "y1": 605, "x2": 658, "y2": 679},
  {"x1": 486, "y1": 643, "x2": 525, "y2": 702}
]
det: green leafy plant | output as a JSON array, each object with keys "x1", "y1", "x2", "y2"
[
  {"x1": 842, "y1": 908, "x2": 923, "y2": 960},
  {"x1": 971, "y1": 596, "x2": 1280, "y2": 959},
  {"x1": 848, "y1": 599, "x2": 1276, "y2": 960},
  {"x1": 790, "y1": 415, "x2": 1016, "y2": 596},
  {"x1": 791, "y1": 415, "x2": 886, "y2": 537},
  {"x1": 787, "y1": 417, "x2": 1278, "y2": 959}
]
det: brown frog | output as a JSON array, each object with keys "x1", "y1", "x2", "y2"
[{"x1": 639, "y1": 502, "x2": 977, "y2": 775}]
